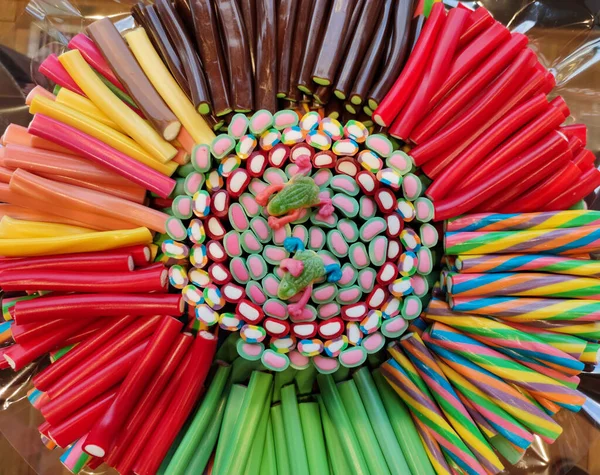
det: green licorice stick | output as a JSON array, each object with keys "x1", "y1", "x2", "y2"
[
  {"x1": 273, "y1": 366, "x2": 298, "y2": 403},
  {"x1": 281, "y1": 385, "x2": 310, "y2": 475},
  {"x1": 317, "y1": 395, "x2": 350, "y2": 475},
  {"x1": 183, "y1": 392, "x2": 228, "y2": 475},
  {"x1": 212, "y1": 384, "x2": 247, "y2": 474},
  {"x1": 299, "y1": 402, "x2": 329, "y2": 475},
  {"x1": 353, "y1": 367, "x2": 411, "y2": 475},
  {"x1": 261, "y1": 417, "x2": 278, "y2": 475},
  {"x1": 96, "y1": 71, "x2": 139, "y2": 110},
  {"x1": 215, "y1": 333, "x2": 242, "y2": 363},
  {"x1": 316, "y1": 374, "x2": 370, "y2": 475},
  {"x1": 166, "y1": 364, "x2": 231, "y2": 475},
  {"x1": 295, "y1": 363, "x2": 317, "y2": 394},
  {"x1": 337, "y1": 380, "x2": 390, "y2": 475},
  {"x1": 372, "y1": 369, "x2": 435, "y2": 475},
  {"x1": 218, "y1": 371, "x2": 274, "y2": 475},
  {"x1": 332, "y1": 365, "x2": 350, "y2": 383},
  {"x1": 177, "y1": 162, "x2": 196, "y2": 178},
  {"x1": 244, "y1": 387, "x2": 274, "y2": 475},
  {"x1": 231, "y1": 356, "x2": 264, "y2": 384},
  {"x1": 271, "y1": 405, "x2": 291, "y2": 474}
]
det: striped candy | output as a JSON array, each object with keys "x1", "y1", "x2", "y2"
[
  {"x1": 447, "y1": 211, "x2": 600, "y2": 232},
  {"x1": 456, "y1": 254, "x2": 600, "y2": 277}
]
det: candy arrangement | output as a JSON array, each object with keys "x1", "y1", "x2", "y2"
[
  {"x1": 0, "y1": 0, "x2": 598, "y2": 474},
  {"x1": 159, "y1": 108, "x2": 438, "y2": 373}
]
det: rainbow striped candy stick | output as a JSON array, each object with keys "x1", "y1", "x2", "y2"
[
  {"x1": 447, "y1": 272, "x2": 600, "y2": 300},
  {"x1": 60, "y1": 437, "x2": 92, "y2": 473},
  {"x1": 451, "y1": 374, "x2": 528, "y2": 465},
  {"x1": 581, "y1": 342, "x2": 599, "y2": 364},
  {"x1": 27, "y1": 388, "x2": 50, "y2": 409},
  {"x1": 424, "y1": 301, "x2": 584, "y2": 376},
  {"x1": 445, "y1": 226, "x2": 600, "y2": 256},
  {"x1": 399, "y1": 334, "x2": 504, "y2": 474},
  {"x1": 446, "y1": 211, "x2": 600, "y2": 232},
  {"x1": 456, "y1": 254, "x2": 600, "y2": 277},
  {"x1": 411, "y1": 415, "x2": 453, "y2": 475},
  {"x1": 510, "y1": 383, "x2": 561, "y2": 416},
  {"x1": 0, "y1": 320, "x2": 11, "y2": 344},
  {"x1": 523, "y1": 320, "x2": 600, "y2": 342},
  {"x1": 421, "y1": 330, "x2": 563, "y2": 443},
  {"x1": 427, "y1": 323, "x2": 586, "y2": 409},
  {"x1": 381, "y1": 358, "x2": 488, "y2": 475},
  {"x1": 429, "y1": 351, "x2": 534, "y2": 451},
  {"x1": 450, "y1": 296, "x2": 600, "y2": 322}
]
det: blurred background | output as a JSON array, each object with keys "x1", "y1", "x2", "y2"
[{"x1": 0, "y1": 1, "x2": 599, "y2": 474}]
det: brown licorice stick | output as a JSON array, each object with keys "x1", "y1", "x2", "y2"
[
  {"x1": 349, "y1": 0, "x2": 394, "y2": 106},
  {"x1": 86, "y1": 18, "x2": 181, "y2": 142},
  {"x1": 334, "y1": 0, "x2": 384, "y2": 100},
  {"x1": 239, "y1": 0, "x2": 257, "y2": 71},
  {"x1": 174, "y1": 0, "x2": 196, "y2": 40},
  {"x1": 156, "y1": 0, "x2": 212, "y2": 115},
  {"x1": 277, "y1": 0, "x2": 299, "y2": 98},
  {"x1": 255, "y1": 0, "x2": 278, "y2": 112},
  {"x1": 190, "y1": 0, "x2": 232, "y2": 116},
  {"x1": 367, "y1": 0, "x2": 413, "y2": 111},
  {"x1": 312, "y1": 0, "x2": 358, "y2": 87},
  {"x1": 408, "y1": 0, "x2": 425, "y2": 52},
  {"x1": 138, "y1": 4, "x2": 191, "y2": 100},
  {"x1": 287, "y1": 0, "x2": 314, "y2": 101},
  {"x1": 215, "y1": 0, "x2": 254, "y2": 112},
  {"x1": 343, "y1": 0, "x2": 366, "y2": 48},
  {"x1": 297, "y1": 0, "x2": 330, "y2": 94},
  {"x1": 314, "y1": 85, "x2": 332, "y2": 105}
]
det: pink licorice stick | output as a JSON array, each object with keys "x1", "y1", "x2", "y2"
[
  {"x1": 372, "y1": 3, "x2": 446, "y2": 127},
  {"x1": 425, "y1": 89, "x2": 549, "y2": 201},
  {"x1": 456, "y1": 96, "x2": 569, "y2": 193},
  {"x1": 422, "y1": 21, "x2": 511, "y2": 132},
  {"x1": 28, "y1": 114, "x2": 175, "y2": 198},
  {"x1": 412, "y1": 48, "x2": 536, "y2": 166},
  {"x1": 412, "y1": 33, "x2": 529, "y2": 144},
  {"x1": 84, "y1": 316, "x2": 183, "y2": 457},
  {"x1": 39, "y1": 54, "x2": 85, "y2": 96},
  {"x1": 434, "y1": 131, "x2": 569, "y2": 221},
  {"x1": 389, "y1": 8, "x2": 470, "y2": 141},
  {"x1": 68, "y1": 34, "x2": 127, "y2": 93},
  {"x1": 423, "y1": 71, "x2": 547, "y2": 184}
]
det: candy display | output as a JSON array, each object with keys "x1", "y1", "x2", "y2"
[{"x1": 0, "y1": 1, "x2": 599, "y2": 475}]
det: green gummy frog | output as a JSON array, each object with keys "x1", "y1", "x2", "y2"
[
  {"x1": 277, "y1": 237, "x2": 342, "y2": 319},
  {"x1": 255, "y1": 156, "x2": 334, "y2": 230}
]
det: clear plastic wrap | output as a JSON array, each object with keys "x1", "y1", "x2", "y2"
[{"x1": 0, "y1": 0, "x2": 599, "y2": 473}]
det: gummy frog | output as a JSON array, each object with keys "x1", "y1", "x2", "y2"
[
  {"x1": 255, "y1": 156, "x2": 334, "y2": 229},
  {"x1": 277, "y1": 237, "x2": 342, "y2": 319}
]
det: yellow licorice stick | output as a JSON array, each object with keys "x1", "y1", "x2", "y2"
[
  {"x1": 124, "y1": 28, "x2": 216, "y2": 146},
  {"x1": 55, "y1": 88, "x2": 124, "y2": 133},
  {"x1": 58, "y1": 50, "x2": 177, "y2": 163},
  {"x1": 29, "y1": 96, "x2": 177, "y2": 177},
  {"x1": 0, "y1": 227, "x2": 152, "y2": 257},
  {"x1": 0, "y1": 216, "x2": 94, "y2": 238}
]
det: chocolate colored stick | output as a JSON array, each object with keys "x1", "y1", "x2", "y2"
[
  {"x1": 314, "y1": 86, "x2": 332, "y2": 105},
  {"x1": 298, "y1": 0, "x2": 331, "y2": 94},
  {"x1": 156, "y1": 0, "x2": 212, "y2": 114},
  {"x1": 312, "y1": 0, "x2": 358, "y2": 87},
  {"x1": 254, "y1": 0, "x2": 278, "y2": 112},
  {"x1": 334, "y1": 0, "x2": 384, "y2": 100},
  {"x1": 344, "y1": 0, "x2": 366, "y2": 47},
  {"x1": 277, "y1": 0, "x2": 299, "y2": 98},
  {"x1": 367, "y1": 0, "x2": 412, "y2": 111},
  {"x1": 349, "y1": 0, "x2": 394, "y2": 105},
  {"x1": 137, "y1": 4, "x2": 191, "y2": 100},
  {"x1": 173, "y1": 0, "x2": 196, "y2": 41},
  {"x1": 86, "y1": 18, "x2": 181, "y2": 141},
  {"x1": 287, "y1": 0, "x2": 314, "y2": 101},
  {"x1": 190, "y1": 0, "x2": 232, "y2": 116},
  {"x1": 239, "y1": 0, "x2": 257, "y2": 71},
  {"x1": 408, "y1": 0, "x2": 425, "y2": 52},
  {"x1": 215, "y1": 0, "x2": 254, "y2": 112}
]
